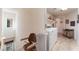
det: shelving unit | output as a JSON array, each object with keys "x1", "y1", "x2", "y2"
[{"x1": 1, "y1": 37, "x2": 15, "y2": 51}]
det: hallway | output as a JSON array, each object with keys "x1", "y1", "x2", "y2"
[{"x1": 52, "y1": 34, "x2": 79, "y2": 51}]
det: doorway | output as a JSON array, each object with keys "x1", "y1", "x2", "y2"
[{"x1": 46, "y1": 8, "x2": 79, "y2": 51}]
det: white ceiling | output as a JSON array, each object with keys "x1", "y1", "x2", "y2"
[{"x1": 47, "y1": 8, "x2": 77, "y2": 17}]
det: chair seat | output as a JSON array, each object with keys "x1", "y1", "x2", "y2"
[{"x1": 23, "y1": 43, "x2": 36, "y2": 51}]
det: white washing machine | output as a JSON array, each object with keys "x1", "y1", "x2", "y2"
[{"x1": 46, "y1": 28, "x2": 57, "y2": 51}]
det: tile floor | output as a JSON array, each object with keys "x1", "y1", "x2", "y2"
[{"x1": 52, "y1": 34, "x2": 79, "y2": 51}]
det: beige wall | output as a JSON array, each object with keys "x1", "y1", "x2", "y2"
[
  {"x1": 29, "y1": 8, "x2": 46, "y2": 34},
  {"x1": 15, "y1": 9, "x2": 31, "y2": 50},
  {"x1": 15, "y1": 8, "x2": 46, "y2": 50}
]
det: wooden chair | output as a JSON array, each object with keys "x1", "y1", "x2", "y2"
[{"x1": 23, "y1": 33, "x2": 37, "y2": 51}]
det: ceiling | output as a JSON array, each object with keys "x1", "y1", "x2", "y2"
[{"x1": 47, "y1": 8, "x2": 78, "y2": 17}]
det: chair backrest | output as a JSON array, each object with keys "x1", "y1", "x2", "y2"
[
  {"x1": 28, "y1": 33, "x2": 36, "y2": 43},
  {"x1": 23, "y1": 33, "x2": 37, "y2": 51}
]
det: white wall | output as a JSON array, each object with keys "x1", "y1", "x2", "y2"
[
  {"x1": 0, "y1": 9, "x2": 2, "y2": 38},
  {"x1": 56, "y1": 10, "x2": 77, "y2": 35},
  {"x1": 65, "y1": 11, "x2": 77, "y2": 29},
  {"x1": 2, "y1": 9, "x2": 16, "y2": 38},
  {"x1": 64, "y1": 10, "x2": 78, "y2": 40},
  {"x1": 47, "y1": 13, "x2": 65, "y2": 34},
  {"x1": 56, "y1": 18, "x2": 63, "y2": 34}
]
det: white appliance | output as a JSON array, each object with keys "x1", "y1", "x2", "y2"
[
  {"x1": 36, "y1": 33, "x2": 48, "y2": 51},
  {"x1": 46, "y1": 28, "x2": 57, "y2": 51},
  {"x1": 77, "y1": 24, "x2": 79, "y2": 45},
  {"x1": 36, "y1": 28, "x2": 57, "y2": 51}
]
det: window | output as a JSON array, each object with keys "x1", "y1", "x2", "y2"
[{"x1": 7, "y1": 18, "x2": 13, "y2": 28}]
